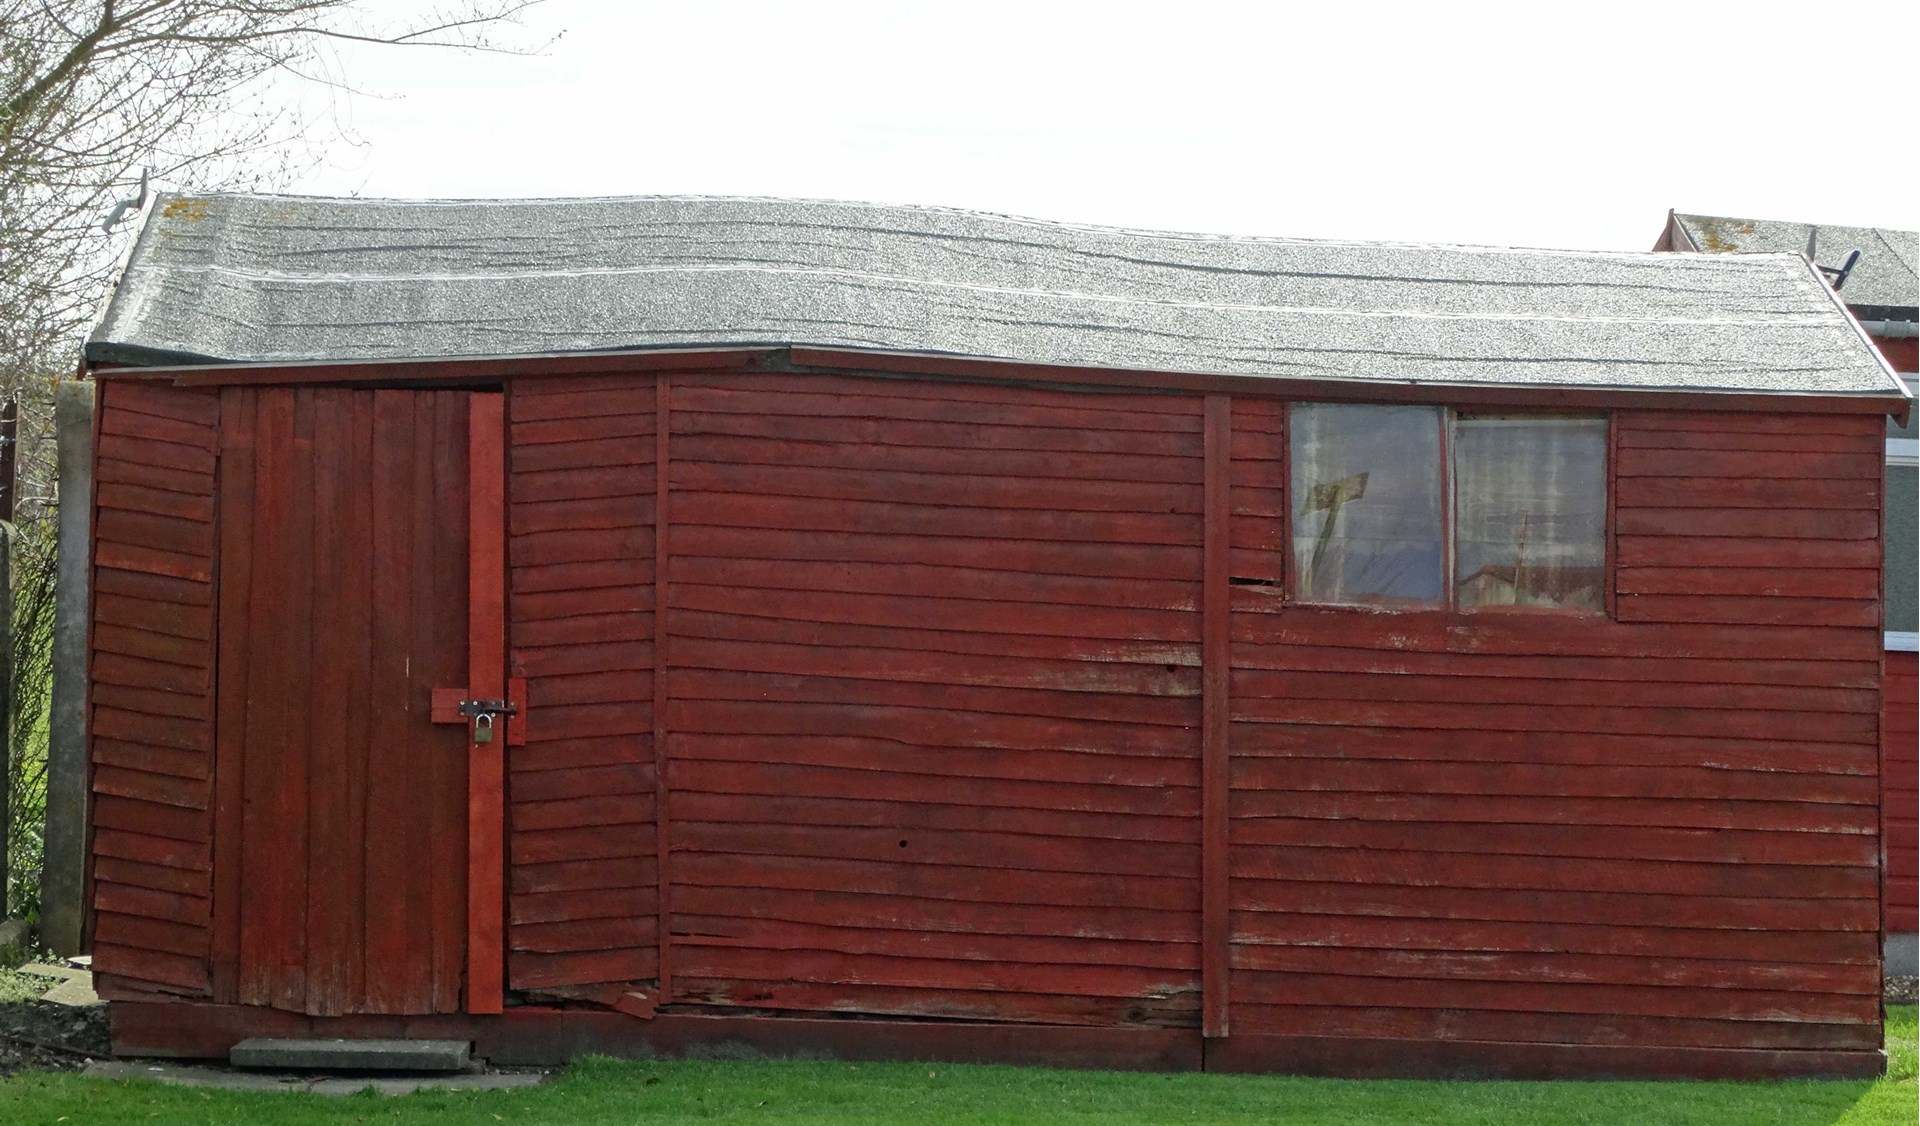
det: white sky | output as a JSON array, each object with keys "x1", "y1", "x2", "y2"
[{"x1": 265, "y1": 0, "x2": 1920, "y2": 254}]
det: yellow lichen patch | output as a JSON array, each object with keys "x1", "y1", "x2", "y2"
[
  {"x1": 161, "y1": 198, "x2": 210, "y2": 221},
  {"x1": 1695, "y1": 218, "x2": 1758, "y2": 253}
]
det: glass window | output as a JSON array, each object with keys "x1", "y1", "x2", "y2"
[
  {"x1": 1290, "y1": 404, "x2": 1444, "y2": 606},
  {"x1": 1888, "y1": 462, "x2": 1917, "y2": 634},
  {"x1": 1454, "y1": 415, "x2": 1608, "y2": 611}
]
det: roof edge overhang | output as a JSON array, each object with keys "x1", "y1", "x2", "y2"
[{"x1": 84, "y1": 343, "x2": 1914, "y2": 425}]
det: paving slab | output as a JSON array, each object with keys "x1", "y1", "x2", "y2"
[
  {"x1": 18, "y1": 962, "x2": 85, "y2": 982},
  {"x1": 85, "y1": 1060, "x2": 547, "y2": 1095},
  {"x1": 40, "y1": 976, "x2": 100, "y2": 1006},
  {"x1": 231, "y1": 1037, "x2": 470, "y2": 1072}
]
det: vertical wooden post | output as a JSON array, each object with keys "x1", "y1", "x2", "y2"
[
  {"x1": 0, "y1": 398, "x2": 16, "y2": 916},
  {"x1": 466, "y1": 394, "x2": 506, "y2": 1014},
  {"x1": 653, "y1": 374, "x2": 674, "y2": 1002},
  {"x1": 44, "y1": 382, "x2": 94, "y2": 955},
  {"x1": 1201, "y1": 394, "x2": 1231, "y2": 1040}
]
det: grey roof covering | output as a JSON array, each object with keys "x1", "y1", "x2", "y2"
[
  {"x1": 88, "y1": 193, "x2": 1904, "y2": 398},
  {"x1": 1675, "y1": 213, "x2": 1918, "y2": 313}
]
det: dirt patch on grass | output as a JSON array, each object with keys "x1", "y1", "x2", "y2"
[{"x1": 0, "y1": 968, "x2": 109, "y2": 1078}]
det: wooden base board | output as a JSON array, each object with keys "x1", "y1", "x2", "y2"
[
  {"x1": 109, "y1": 1003, "x2": 1197, "y2": 1072},
  {"x1": 1205, "y1": 1033, "x2": 1886, "y2": 1081},
  {"x1": 108, "y1": 1002, "x2": 1884, "y2": 1080}
]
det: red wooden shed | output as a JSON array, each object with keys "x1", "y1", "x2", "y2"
[{"x1": 81, "y1": 195, "x2": 1912, "y2": 1079}]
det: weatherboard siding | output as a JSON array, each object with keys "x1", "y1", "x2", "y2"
[
  {"x1": 86, "y1": 370, "x2": 1889, "y2": 1073},
  {"x1": 1889, "y1": 650, "x2": 1918, "y2": 934},
  {"x1": 506, "y1": 374, "x2": 662, "y2": 995},
  {"x1": 89, "y1": 381, "x2": 220, "y2": 1000},
  {"x1": 657, "y1": 372, "x2": 1205, "y2": 1026},
  {"x1": 1227, "y1": 408, "x2": 1884, "y2": 1054}
]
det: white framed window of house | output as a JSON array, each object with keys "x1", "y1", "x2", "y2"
[
  {"x1": 1887, "y1": 374, "x2": 1917, "y2": 653},
  {"x1": 1289, "y1": 403, "x2": 1608, "y2": 613}
]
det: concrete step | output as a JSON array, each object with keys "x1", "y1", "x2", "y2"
[{"x1": 229, "y1": 1038, "x2": 471, "y2": 1073}]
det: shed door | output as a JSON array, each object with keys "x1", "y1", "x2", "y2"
[{"x1": 214, "y1": 388, "x2": 506, "y2": 1016}]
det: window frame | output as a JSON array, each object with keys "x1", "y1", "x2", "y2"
[
  {"x1": 1281, "y1": 402, "x2": 1613, "y2": 616},
  {"x1": 1888, "y1": 373, "x2": 1917, "y2": 652}
]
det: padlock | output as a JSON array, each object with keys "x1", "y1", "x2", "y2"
[{"x1": 473, "y1": 712, "x2": 495, "y2": 745}]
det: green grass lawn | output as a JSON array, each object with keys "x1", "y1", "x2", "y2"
[{"x1": 2, "y1": 1006, "x2": 1913, "y2": 1126}]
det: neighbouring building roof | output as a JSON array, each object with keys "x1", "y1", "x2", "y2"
[
  {"x1": 89, "y1": 194, "x2": 1904, "y2": 399},
  {"x1": 1672, "y1": 213, "x2": 1918, "y2": 314}
]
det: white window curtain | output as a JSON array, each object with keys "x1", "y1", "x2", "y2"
[{"x1": 1454, "y1": 415, "x2": 1607, "y2": 610}]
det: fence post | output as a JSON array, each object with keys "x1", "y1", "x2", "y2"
[{"x1": 43, "y1": 380, "x2": 93, "y2": 955}]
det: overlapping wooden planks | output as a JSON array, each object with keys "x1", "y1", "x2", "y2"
[
  {"x1": 1614, "y1": 413, "x2": 1884, "y2": 626},
  {"x1": 1226, "y1": 407, "x2": 1885, "y2": 1055},
  {"x1": 209, "y1": 388, "x2": 470, "y2": 1015},
  {"x1": 662, "y1": 373, "x2": 1204, "y2": 1026},
  {"x1": 1888, "y1": 650, "x2": 1918, "y2": 933},
  {"x1": 507, "y1": 375, "x2": 659, "y2": 992},
  {"x1": 90, "y1": 361, "x2": 1893, "y2": 1070},
  {"x1": 90, "y1": 382, "x2": 220, "y2": 1000}
]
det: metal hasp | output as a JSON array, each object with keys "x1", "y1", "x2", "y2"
[{"x1": 455, "y1": 699, "x2": 517, "y2": 719}]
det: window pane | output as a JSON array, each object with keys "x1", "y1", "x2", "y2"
[
  {"x1": 1887, "y1": 463, "x2": 1916, "y2": 633},
  {"x1": 1291, "y1": 404, "x2": 1444, "y2": 606},
  {"x1": 1455, "y1": 415, "x2": 1607, "y2": 611}
]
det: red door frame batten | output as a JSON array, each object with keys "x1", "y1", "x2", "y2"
[
  {"x1": 653, "y1": 372, "x2": 675, "y2": 1003},
  {"x1": 1200, "y1": 395, "x2": 1232, "y2": 1040},
  {"x1": 466, "y1": 393, "x2": 508, "y2": 1014}
]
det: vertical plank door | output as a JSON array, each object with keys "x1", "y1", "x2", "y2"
[{"x1": 215, "y1": 388, "x2": 504, "y2": 1015}]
